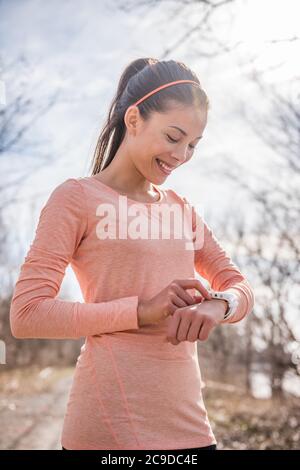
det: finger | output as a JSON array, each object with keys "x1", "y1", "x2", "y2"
[
  {"x1": 167, "y1": 334, "x2": 180, "y2": 345},
  {"x1": 170, "y1": 338, "x2": 180, "y2": 345},
  {"x1": 166, "y1": 312, "x2": 181, "y2": 345},
  {"x1": 171, "y1": 294, "x2": 187, "y2": 308},
  {"x1": 176, "y1": 279, "x2": 212, "y2": 300},
  {"x1": 193, "y1": 295, "x2": 204, "y2": 304},
  {"x1": 176, "y1": 317, "x2": 192, "y2": 343},
  {"x1": 198, "y1": 320, "x2": 214, "y2": 342},
  {"x1": 174, "y1": 285, "x2": 196, "y2": 305},
  {"x1": 187, "y1": 318, "x2": 203, "y2": 342}
]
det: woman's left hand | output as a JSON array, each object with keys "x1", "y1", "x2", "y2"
[{"x1": 165, "y1": 299, "x2": 228, "y2": 345}]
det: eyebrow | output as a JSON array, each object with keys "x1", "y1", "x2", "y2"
[{"x1": 168, "y1": 125, "x2": 203, "y2": 140}]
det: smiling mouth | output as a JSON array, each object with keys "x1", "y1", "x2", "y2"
[{"x1": 155, "y1": 158, "x2": 175, "y2": 175}]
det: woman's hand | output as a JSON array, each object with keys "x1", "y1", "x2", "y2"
[
  {"x1": 137, "y1": 278, "x2": 212, "y2": 327},
  {"x1": 165, "y1": 299, "x2": 228, "y2": 345}
]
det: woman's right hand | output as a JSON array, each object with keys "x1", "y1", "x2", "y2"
[{"x1": 137, "y1": 279, "x2": 212, "y2": 327}]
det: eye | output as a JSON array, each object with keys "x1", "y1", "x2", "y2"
[{"x1": 166, "y1": 134, "x2": 196, "y2": 150}]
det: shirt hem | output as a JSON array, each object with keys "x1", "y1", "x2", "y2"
[{"x1": 61, "y1": 436, "x2": 217, "y2": 450}]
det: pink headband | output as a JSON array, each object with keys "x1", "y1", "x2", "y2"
[{"x1": 131, "y1": 79, "x2": 201, "y2": 107}]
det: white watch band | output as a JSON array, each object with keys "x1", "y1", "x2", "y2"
[{"x1": 210, "y1": 290, "x2": 239, "y2": 321}]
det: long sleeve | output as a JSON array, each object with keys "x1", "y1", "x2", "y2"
[
  {"x1": 9, "y1": 178, "x2": 139, "y2": 339},
  {"x1": 186, "y1": 199, "x2": 255, "y2": 324}
]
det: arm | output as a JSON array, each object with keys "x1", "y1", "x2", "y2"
[
  {"x1": 9, "y1": 178, "x2": 139, "y2": 339},
  {"x1": 186, "y1": 199, "x2": 255, "y2": 324}
]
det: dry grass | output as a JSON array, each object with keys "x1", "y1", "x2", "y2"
[
  {"x1": 203, "y1": 379, "x2": 300, "y2": 450},
  {"x1": 0, "y1": 365, "x2": 74, "y2": 396}
]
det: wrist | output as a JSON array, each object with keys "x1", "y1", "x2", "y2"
[
  {"x1": 137, "y1": 300, "x2": 153, "y2": 327},
  {"x1": 210, "y1": 289, "x2": 239, "y2": 322},
  {"x1": 211, "y1": 298, "x2": 228, "y2": 322}
]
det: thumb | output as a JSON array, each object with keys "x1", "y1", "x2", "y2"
[{"x1": 193, "y1": 295, "x2": 204, "y2": 304}]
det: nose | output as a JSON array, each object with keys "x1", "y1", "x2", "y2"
[{"x1": 171, "y1": 148, "x2": 189, "y2": 165}]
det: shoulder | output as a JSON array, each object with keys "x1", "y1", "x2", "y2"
[
  {"x1": 51, "y1": 177, "x2": 84, "y2": 194},
  {"x1": 163, "y1": 187, "x2": 193, "y2": 208},
  {"x1": 41, "y1": 177, "x2": 87, "y2": 217},
  {"x1": 46, "y1": 177, "x2": 85, "y2": 201}
]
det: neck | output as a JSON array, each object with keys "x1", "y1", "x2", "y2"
[{"x1": 96, "y1": 144, "x2": 153, "y2": 196}]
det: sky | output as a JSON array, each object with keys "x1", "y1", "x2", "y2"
[{"x1": 0, "y1": 0, "x2": 299, "y2": 298}]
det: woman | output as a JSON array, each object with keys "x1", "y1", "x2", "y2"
[{"x1": 9, "y1": 58, "x2": 255, "y2": 450}]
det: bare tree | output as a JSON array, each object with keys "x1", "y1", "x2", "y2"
[
  {"x1": 0, "y1": 54, "x2": 64, "y2": 210},
  {"x1": 112, "y1": 0, "x2": 238, "y2": 59},
  {"x1": 212, "y1": 75, "x2": 300, "y2": 397}
]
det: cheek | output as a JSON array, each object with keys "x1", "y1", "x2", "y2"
[
  {"x1": 185, "y1": 153, "x2": 193, "y2": 163},
  {"x1": 143, "y1": 137, "x2": 177, "y2": 167},
  {"x1": 148, "y1": 145, "x2": 165, "y2": 164},
  {"x1": 151, "y1": 140, "x2": 173, "y2": 159}
]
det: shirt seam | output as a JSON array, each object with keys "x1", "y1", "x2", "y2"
[
  {"x1": 104, "y1": 334, "x2": 142, "y2": 448},
  {"x1": 87, "y1": 346, "x2": 122, "y2": 447},
  {"x1": 72, "y1": 178, "x2": 89, "y2": 238}
]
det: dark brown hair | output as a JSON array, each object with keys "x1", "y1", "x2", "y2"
[{"x1": 89, "y1": 58, "x2": 209, "y2": 175}]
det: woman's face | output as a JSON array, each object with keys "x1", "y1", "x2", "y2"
[{"x1": 124, "y1": 101, "x2": 207, "y2": 184}]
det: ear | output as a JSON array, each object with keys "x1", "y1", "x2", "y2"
[{"x1": 124, "y1": 105, "x2": 142, "y2": 136}]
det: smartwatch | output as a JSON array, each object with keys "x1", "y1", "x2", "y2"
[{"x1": 210, "y1": 290, "x2": 239, "y2": 321}]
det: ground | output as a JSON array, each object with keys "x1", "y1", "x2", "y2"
[
  {"x1": 0, "y1": 366, "x2": 299, "y2": 450},
  {"x1": 0, "y1": 366, "x2": 72, "y2": 450},
  {"x1": 203, "y1": 379, "x2": 300, "y2": 450}
]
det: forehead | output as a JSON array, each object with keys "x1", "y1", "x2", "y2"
[{"x1": 152, "y1": 104, "x2": 207, "y2": 135}]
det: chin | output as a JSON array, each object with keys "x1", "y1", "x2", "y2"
[{"x1": 149, "y1": 174, "x2": 166, "y2": 185}]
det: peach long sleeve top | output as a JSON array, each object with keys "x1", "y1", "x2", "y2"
[{"x1": 9, "y1": 175, "x2": 255, "y2": 450}]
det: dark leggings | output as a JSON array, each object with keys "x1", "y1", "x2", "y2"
[{"x1": 62, "y1": 444, "x2": 217, "y2": 450}]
